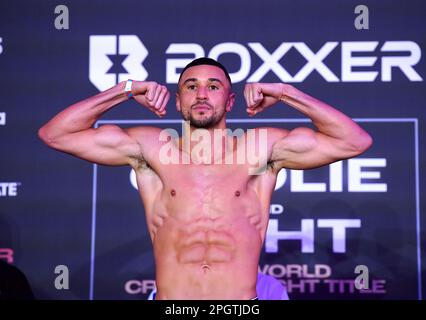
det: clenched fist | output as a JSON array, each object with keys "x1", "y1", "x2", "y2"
[
  {"x1": 244, "y1": 83, "x2": 287, "y2": 116},
  {"x1": 131, "y1": 81, "x2": 170, "y2": 117}
]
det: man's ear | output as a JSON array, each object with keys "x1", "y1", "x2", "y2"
[
  {"x1": 176, "y1": 92, "x2": 181, "y2": 112},
  {"x1": 226, "y1": 92, "x2": 236, "y2": 112}
]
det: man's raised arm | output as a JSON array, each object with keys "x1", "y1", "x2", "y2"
[
  {"x1": 244, "y1": 83, "x2": 372, "y2": 170},
  {"x1": 38, "y1": 81, "x2": 169, "y2": 166}
]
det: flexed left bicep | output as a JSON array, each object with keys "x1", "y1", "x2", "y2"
[{"x1": 270, "y1": 127, "x2": 365, "y2": 170}]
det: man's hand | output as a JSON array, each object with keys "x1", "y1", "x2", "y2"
[
  {"x1": 131, "y1": 81, "x2": 170, "y2": 117},
  {"x1": 244, "y1": 83, "x2": 285, "y2": 116}
]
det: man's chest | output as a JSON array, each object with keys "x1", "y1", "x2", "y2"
[{"x1": 135, "y1": 162, "x2": 277, "y2": 203}]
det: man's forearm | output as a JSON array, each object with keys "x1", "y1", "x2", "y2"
[
  {"x1": 280, "y1": 84, "x2": 371, "y2": 146},
  {"x1": 39, "y1": 81, "x2": 128, "y2": 141}
]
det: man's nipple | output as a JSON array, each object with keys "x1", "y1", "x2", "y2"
[{"x1": 170, "y1": 189, "x2": 176, "y2": 197}]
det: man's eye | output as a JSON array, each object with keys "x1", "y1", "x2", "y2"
[
  {"x1": 188, "y1": 85, "x2": 197, "y2": 90},
  {"x1": 209, "y1": 85, "x2": 219, "y2": 90}
]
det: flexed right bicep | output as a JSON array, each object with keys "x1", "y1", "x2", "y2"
[{"x1": 41, "y1": 124, "x2": 143, "y2": 166}]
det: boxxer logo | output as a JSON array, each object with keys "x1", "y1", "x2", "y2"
[
  {"x1": 89, "y1": 35, "x2": 148, "y2": 91},
  {"x1": 166, "y1": 41, "x2": 422, "y2": 83}
]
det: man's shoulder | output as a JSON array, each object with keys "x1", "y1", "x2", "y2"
[
  {"x1": 253, "y1": 126, "x2": 289, "y2": 137},
  {"x1": 125, "y1": 125, "x2": 163, "y2": 135},
  {"x1": 240, "y1": 127, "x2": 290, "y2": 148},
  {"x1": 125, "y1": 126, "x2": 166, "y2": 144}
]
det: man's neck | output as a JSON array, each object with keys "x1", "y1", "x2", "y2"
[{"x1": 178, "y1": 121, "x2": 236, "y2": 164}]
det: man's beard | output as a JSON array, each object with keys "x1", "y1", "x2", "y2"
[
  {"x1": 184, "y1": 105, "x2": 225, "y2": 129},
  {"x1": 188, "y1": 112, "x2": 218, "y2": 128}
]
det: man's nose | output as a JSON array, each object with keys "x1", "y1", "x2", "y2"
[{"x1": 196, "y1": 86, "x2": 208, "y2": 99}]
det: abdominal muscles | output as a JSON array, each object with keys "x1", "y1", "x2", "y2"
[
  {"x1": 175, "y1": 228, "x2": 236, "y2": 266},
  {"x1": 152, "y1": 212, "x2": 262, "y2": 299}
]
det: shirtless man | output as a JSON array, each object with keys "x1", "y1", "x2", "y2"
[{"x1": 38, "y1": 58, "x2": 372, "y2": 300}]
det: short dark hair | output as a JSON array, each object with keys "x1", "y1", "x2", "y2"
[{"x1": 178, "y1": 57, "x2": 232, "y2": 85}]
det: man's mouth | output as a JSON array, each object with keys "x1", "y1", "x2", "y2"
[{"x1": 193, "y1": 104, "x2": 211, "y2": 111}]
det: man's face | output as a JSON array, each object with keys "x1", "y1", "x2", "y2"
[{"x1": 176, "y1": 65, "x2": 235, "y2": 128}]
